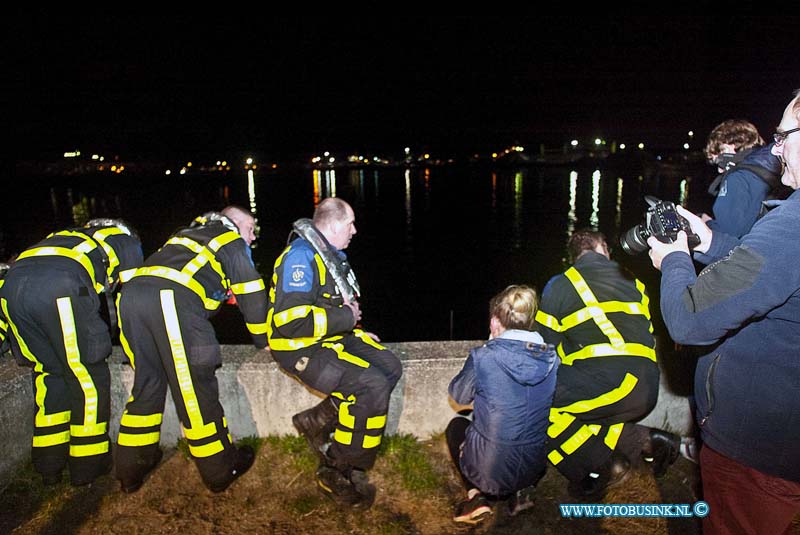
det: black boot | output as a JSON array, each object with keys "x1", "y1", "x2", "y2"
[
  {"x1": 207, "y1": 445, "x2": 256, "y2": 493},
  {"x1": 120, "y1": 448, "x2": 163, "y2": 494},
  {"x1": 316, "y1": 455, "x2": 376, "y2": 511},
  {"x1": 642, "y1": 429, "x2": 680, "y2": 478},
  {"x1": 293, "y1": 397, "x2": 338, "y2": 459},
  {"x1": 568, "y1": 451, "x2": 630, "y2": 500}
]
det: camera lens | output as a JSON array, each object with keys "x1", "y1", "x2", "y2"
[{"x1": 620, "y1": 224, "x2": 650, "y2": 255}]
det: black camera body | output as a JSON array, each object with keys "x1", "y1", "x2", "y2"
[{"x1": 620, "y1": 195, "x2": 701, "y2": 255}]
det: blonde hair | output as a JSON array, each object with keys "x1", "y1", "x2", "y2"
[{"x1": 489, "y1": 285, "x2": 539, "y2": 331}]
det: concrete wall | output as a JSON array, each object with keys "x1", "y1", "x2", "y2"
[{"x1": 0, "y1": 340, "x2": 694, "y2": 488}]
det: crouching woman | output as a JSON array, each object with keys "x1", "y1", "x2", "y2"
[{"x1": 446, "y1": 284, "x2": 559, "y2": 524}]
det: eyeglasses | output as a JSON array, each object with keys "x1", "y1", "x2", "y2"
[{"x1": 773, "y1": 127, "x2": 800, "y2": 146}]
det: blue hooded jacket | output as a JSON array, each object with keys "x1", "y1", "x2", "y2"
[
  {"x1": 706, "y1": 143, "x2": 783, "y2": 239},
  {"x1": 449, "y1": 330, "x2": 558, "y2": 496}
]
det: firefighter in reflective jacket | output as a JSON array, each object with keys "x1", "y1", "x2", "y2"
[
  {"x1": 535, "y1": 229, "x2": 678, "y2": 499},
  {"x1": 268, "y1": 198, "x2": 402, "y2": 510},
  {"x1": 0, "y1": 219, "x2": 143, "y2": 486},
  {"x1": 115, "y1": 206, "x2": 268, "y2": 494}
]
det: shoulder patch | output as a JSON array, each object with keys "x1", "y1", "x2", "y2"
[{"x1": 282, "y1": 247, "x2": 315, "y2": 293}]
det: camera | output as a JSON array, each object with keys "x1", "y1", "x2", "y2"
[{"x1": 620, "y1": 195, "x2": 701, "y2": 255}]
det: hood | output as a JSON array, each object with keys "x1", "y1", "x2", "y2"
[{"x1": 485, "y1": 332, "x2": 558, "y2": 387}]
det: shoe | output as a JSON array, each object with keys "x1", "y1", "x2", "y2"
[
  {"x1": 643, "y1": 429, "x2": 680, "y2": 478},
  {"x1": 121, "y1": 448, "x2": 164, "y2": 494},
  {"x1": 316, "y1": 463, "x2": 376, "y2": 510},
  {"x1": 293, "y1": 398, "x2": 338, "y2": 459},
  {"x1": 568, "y1": 451, "x2": 631, "y2": 500},
  {"x1": 208, "y1": 445, "x2": 256, "y2": 493},
  {"x1": 679, "y1": 437, "x2": 699, "y2": 465},
  {"x1": 507, "y1": 485, "x2": 536, "y2": 516},
  {"x1": 453, "y1": 489, "x2": 492, "y2": 524}
]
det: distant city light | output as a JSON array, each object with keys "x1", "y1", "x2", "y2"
[
  {"x1": 688, "y1": 131, "x2": 694, "y2": 137},
  {"x1": 180, "y1": 168, "x2": 187, "y2": 175},
  {"x1": 594, "y1": 138, "x2": 602, "y2": 145},
  {"x1": 638, "y1": 142, "x2": 645, "y2": 150},
  {"x1": 620, "y1": 143, "x2": 626, "y2": 150},
  {"x1": 64, "y1": 151, "x2": 81, "y2": 158},
  {"x1": 570, "y1": 140, "x2": 578, "y2": 147},
  {"x1": 165, "y1": 170, "x2": 172, "y2": 175},
  {"x1": 683, "y1": 143, "x2": 690, "y2": 149},
  {"x1": 246, "y1": 157, "x2": 253, "y2": 165},
  {"x1": 186, "y1": 161, "x2": 193, "y2": 167},
  {"x1": 404, "y1": 147, "x2": 410, "y2": 154}
]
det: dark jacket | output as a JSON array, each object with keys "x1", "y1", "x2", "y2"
[
  {"x1": 706, "y1": 143, "x2": 783, "y2": 239},
  {"x1": 267, "y1": 237, "x2": 355, "y2": 354},
  {"x1": 129, "y1": 221, "x2": 268, "y2": 349},
  {"x1": 659, "y1": 188, "x2": 800, "y2": 483},
  {"x1": 449, "y1": 330, "x2": 558, "y2": 497}
]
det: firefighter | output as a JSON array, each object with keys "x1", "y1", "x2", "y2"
[
  {"x1": 535, "y1": 228, "x2": 679, "y2": 499},
  {"x1": 115, "y1": 205, "x2": 268, "y2": 494},
  {"x1": 0, "y1": 219, "x2": 143, "y2": 486},
  {"x1": 267, "y1": 197, "x2": 402, "y2": 510}
]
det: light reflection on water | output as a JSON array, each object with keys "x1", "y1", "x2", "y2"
[{"x1": 5, "y1": 163, "x2": 709, "y2": 343}]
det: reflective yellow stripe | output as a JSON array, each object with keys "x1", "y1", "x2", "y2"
[
  {"x1": 267, "y1": 336, "x2": 318, "y2": 351},
  {"x1": 605, "y1": 423, "x2": 624, "y2": 450},
  {"x1": 334, "y1": 428, "x2": 353, "y2": 445},
  {"x1": 363, "y1": 434, "x2": 382, "y2": 448},
  {"x1": 635, "y1": 279, "x2": 651, "y2": 321},
  {"x1": 554, "y1": 373, "x2": 639, "y2": 415},
  {"x1": 120, "y1": 412, "x2": 163, "y2": 428},
  {"x1": 275, "y1": 305, "x2": 313, "y2": 326},
  {"x1": 564, "y1": 268, "x2": 625, "y2": 348},
  {"x1": 561, "y1": 424, "x2": 601, "y2": 455},
  {"x1": 118, "y1": 431, "x2": 161, "y2": 447},
  {"x1": 337, "y1": 397, "x2": 356, "y2": 429},
  {"x1": 71, "y1": 422, "x2": 107, "y2": 437},
  {"x1": 547, "y1": 410, "x2": 576, "y2": 439},
  {"x1": 559, "y1": 301, "x2": 649, "y2": 330},
  {"x1": 33, "y1": 430, "x2": 71, "y2": 447},
  {"x1": 314, "y1": 254, "x2": 326, "y2": 286},
  {"x1": 133, "y1": 266, "x2": 221, "y2": 310},
  {"x1": 18, "y1": 246, "x2": 103, "y2": 293},
  {"x1": 183, "y1": 421, "x2": 218, "y2": 441},
  {"x1": 2, "y1": 298, "x2": 40, "y2": 370},
  {"x1": 161, "y1": 290, "x2": 203, "y2": 429},
  {"x1": 559, "y1": 342, "x2": 656, "y2": 366},
  {"x1": 548, "y1": 450, "x2": 564, "y2": 465},
  {"x1": 354, "y1": 329, "x2": 386, "y2": 350},
  {"x1": 246, "y1": 321, "x2": 268, "y2": 335},
  {"x1": 231, "y1": 278, "x2": 265, "y2": 295},
  {"x1": 207, "y1": 231, "x2": 241, "y2": 252},
  {"x1": 324, "y1": 342, "x2": 370, "y2": 368},
  {"x1": 119, "y1": 267, "x2": 137, "y2": 283},
  {"x1": 70, "y1": 441, "x2": 109, "y2": 457},
  {"x1": 166, "y1": 236, "x2": 227, "y2": 281},
  {"x1": 535, "y1": 310, "x2": 561, "y2": 332},
  {"x1": 365, "y1": 414, "x2": 386, "y2": 430},
  {"x1": 89, "y1": 227, "x2": 128, "y2": 284},
  {"x1": 190, "y1": 441, "x2": 225, "y2": 458},
  {"x1": 57, "y1": 297, "x2": 99, "y2": 426},
  {"x1": 36, "y1": 409, "x2": 71, "y2": 427}
]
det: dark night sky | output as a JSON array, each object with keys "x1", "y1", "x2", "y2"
[{"x1": 7, "y1": 15, "x2": 799, "y2": 160}]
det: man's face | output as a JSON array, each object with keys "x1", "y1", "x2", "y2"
[
  {"x1": 229, "y1": 212, "x2": 256, "y2": 246},
  {"x1": 772, "y1": 96, "x2": 800, "y2": 190},
  {"x1": 329, "y1": 205, "x2": 357, "y2": 250}
]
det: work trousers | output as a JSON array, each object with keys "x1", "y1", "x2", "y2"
[
  {"x1": 1, "y1": 266, "x2": 113, "y2": 485},
  {"x1": 273, "y1": 330, "x2": 402, "y2": 470},
  {"x1": 700, "y1": 445, "x2": 800, "y2": 535},
  {"x1": 547, "y1": 358, "x2": 658, "y2": 482},
  {"x1": 116, "y1": 283, "x2": 238, "y2": 489}
]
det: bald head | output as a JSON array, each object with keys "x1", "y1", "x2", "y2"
[
  {"x1": 313, "y1": 198, "x2": 357, "y2": 249},
  {"x1": 221, "y1": 205, "x2": 256, "y2": 246}
]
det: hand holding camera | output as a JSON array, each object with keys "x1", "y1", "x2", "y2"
[{"x1": 620, "y1": 196, "x2": 702, "y2": 255}]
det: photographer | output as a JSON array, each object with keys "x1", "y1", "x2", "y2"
[{"x1": 647, "y1": 91, "x2": 800, "y2": 534}]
